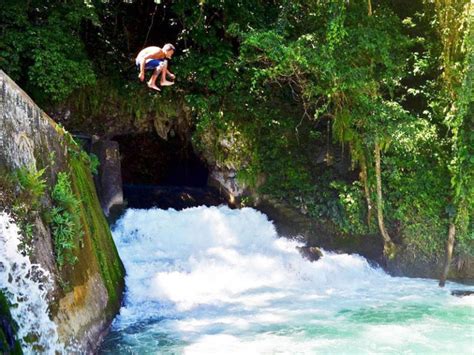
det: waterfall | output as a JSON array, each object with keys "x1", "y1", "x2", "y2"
[
  {"x1": 100, "y1": 206, "x2": 474, "y2": 354},
  {"x1": 0, "y1": 212, "x2": 63, "y2": 354}
]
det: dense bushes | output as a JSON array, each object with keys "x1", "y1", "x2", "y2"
[{"x1": 0, "y1": 0, "x2": 96, "y2": 102}]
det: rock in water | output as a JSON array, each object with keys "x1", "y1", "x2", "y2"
[
  {"x1": 451, "y1": 290, "x2": 474, "y2": 297},
  {"x1": 297, "y1": 246, "x2": 323, "y2": 262}
]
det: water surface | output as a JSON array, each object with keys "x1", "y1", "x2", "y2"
[{"x1": 100, "y1": 206, "x2": 474, "y2": 354}]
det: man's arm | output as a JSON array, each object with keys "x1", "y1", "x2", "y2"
[{"x1": 166, "y1": 68, "x2": 175, "y2": 80}]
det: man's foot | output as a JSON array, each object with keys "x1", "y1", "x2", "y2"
[
  {"x1": 161, "y1": 80, "x2": 174, "y2": 87},
  {"x1": 147, "y1": 82, "x2": 161, "y2": 91}
]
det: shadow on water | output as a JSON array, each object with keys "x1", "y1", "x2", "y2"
[
  {"x1": 100, "y1": 324, "x2": 187, "y2": 354},
  {"x1": 123, "y1": 184, "x2": 226, "y2": 210}
]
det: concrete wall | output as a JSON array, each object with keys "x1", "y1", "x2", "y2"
[{"x1": 0, "y1": 70, "x2": 125, "y2": 352}]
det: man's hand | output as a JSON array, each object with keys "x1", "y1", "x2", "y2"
[
  {"x1": 138, "y1": 71, "x2": 145, "y2": 82},
  {"x1": 169, "y1": 73, "x2": 176, "y2": 80}
]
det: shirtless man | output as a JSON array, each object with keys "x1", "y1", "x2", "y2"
[{"x1": 136, "y1": 44, "x2": 175, "y2": 91}]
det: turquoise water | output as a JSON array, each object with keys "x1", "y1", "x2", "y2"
[{"x1": 100, "y1": 206, "x2": 474, "y2": 354}]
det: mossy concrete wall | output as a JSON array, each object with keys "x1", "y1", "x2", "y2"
[{"x1": 0, "y1": 70, "x2": 125, "y2": 351}]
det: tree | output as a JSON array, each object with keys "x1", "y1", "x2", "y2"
[
  {"x1": 0, "y1": 0, "x2": 97, "y2": 103},
  {"x1": 433, "y1": 0, "x2": 473, "y2": 286}
]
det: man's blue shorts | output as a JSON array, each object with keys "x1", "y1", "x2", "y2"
[{"x1": 136, "y1": 59, "x2": 165, "y2": 70}]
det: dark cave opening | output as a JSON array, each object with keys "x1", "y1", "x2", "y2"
[
  {"x1": 115, "y1": 132, "x2": 225, "y2": 209},
  {"x1": 115, "y1": 132, "x2": 208, "y2": 187}
]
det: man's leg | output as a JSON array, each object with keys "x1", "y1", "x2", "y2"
[
  {"x1": 160, "y1": 60, "x2": 174, "y2": 86},
  {"x1": 147, "y1": 64, "x2": 163, "y2": 91}
]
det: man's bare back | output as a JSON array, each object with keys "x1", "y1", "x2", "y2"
[{"x1": 136, "y1": 46, "x2": 166, "y2": 62}]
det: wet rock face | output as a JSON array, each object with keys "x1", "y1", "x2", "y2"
[
  {"x1": 208, "y1": 169, "x2": 245, "y2": 204},
  {"x1": 255, "y1": 196, "x2": 473, "y2": 283},
  {"x1": 386, "y1": 249, "x2": 474, "y2": 283},
  {"x1": 296, "y1": 246, "x2": 323, "y2": 262},
  {"x1": 0, "y1": 70, "x2": 125, "y2": 352}
]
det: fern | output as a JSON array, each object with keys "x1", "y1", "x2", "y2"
[{"x1": 50, "y1": 172, "x2": 83, "y2": 269}]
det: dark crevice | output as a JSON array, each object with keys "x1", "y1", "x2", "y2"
[{"x1": 115, "y1": 132, "x2": 226, "y2": 209}]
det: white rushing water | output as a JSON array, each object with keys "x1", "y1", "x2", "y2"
[
  {"x1": 101, "y1": 206, "x2": 474, "y2": 354},
  {"x1": 0, "y1": 212, "x2": 62, "y2": 354}
]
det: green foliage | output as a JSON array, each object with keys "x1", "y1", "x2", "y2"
[
  {"x1": 50, "y1": 172, "x2": 83, "y2": 269},
  {"x1": 14, "y1": 167, "x2": 47, "y2": 211},
  {"x1": 330, "y1": 181, "x2": 369, "y2": 235},
  {"x1": 88, "y1": 153, "x2": 100, "y2": 175},
  {"x1": 65, "y1": 137, "x2": 100, "y2": 175},
  {"x1": 5, "y1": 167, "x2": 48, "y2": 245},
  {"x1": 0, "y1": 0, "x2": 97, "y2": 103},
  {"x1": 430, "y1": 0, "x2": 473, "y2": 253},
  {"x1": 74, "y1": 150, "x2": 101, "y2": 176},
  {"x1": 1, "y1": 0, "x2": 472, "y2": 261},
  {"x1": 383, "y1": 118, "x2": 450, "y2": 257}
]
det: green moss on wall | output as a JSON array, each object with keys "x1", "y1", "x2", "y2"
[
  {"x1": 0, "y1": 291, "x2": 23, "y2": 355},
  {"x1": 68, "y1": 155, "x2": 125, "y2": 315}
]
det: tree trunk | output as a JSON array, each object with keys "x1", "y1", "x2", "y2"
[
  {"x1": 359, "y1": 156, "x2": 373, "y2": 226},
  {"x1": 374, "y1": 141, "x2": 394, "y2": 253},
  {"x1": 367, "y1": 0, "x2": 372, "y2": 16},
  {"x1": 439, "y1": 222, "x2": 456, "y2": 287}
]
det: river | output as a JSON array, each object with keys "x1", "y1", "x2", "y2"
[
  {"x1": 100, "y1": 206, "x2": 473, "y2": 354},
  {"x1": 0, "y1": 212, "x2": 62, "y2": 354}
]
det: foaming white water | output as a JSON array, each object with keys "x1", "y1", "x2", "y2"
[
  {"x1": 0, "y1": 212, "x2": 62, "y2": 354},
  {"x1": 103, "y1": 206, "x2": 474, "y2": 354}
]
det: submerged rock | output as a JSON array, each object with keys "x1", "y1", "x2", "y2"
[
  {"x1": 297, "y1": 246, "x2": 323, "y2": 262},
  {"x1": 451, "y1": 290, "x2": 474, "y2": 297}
]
